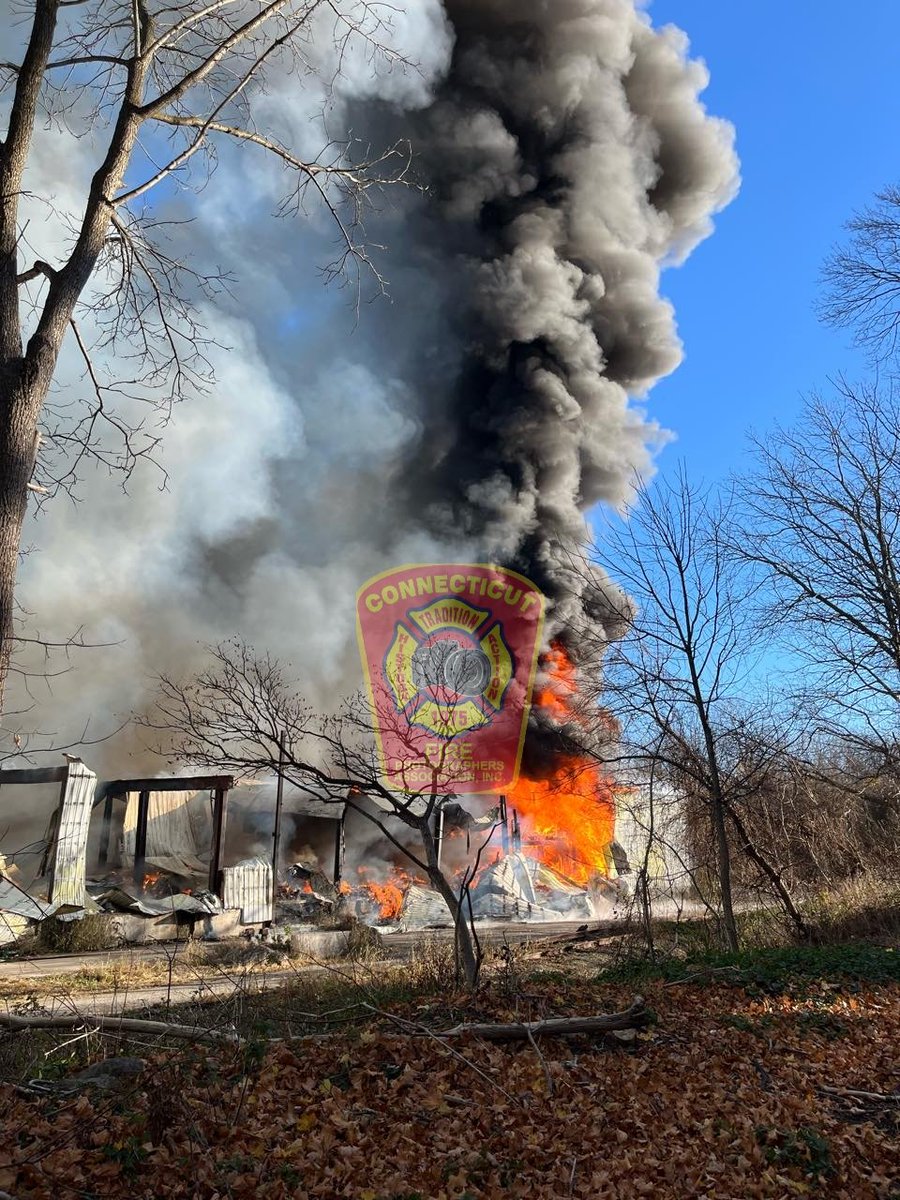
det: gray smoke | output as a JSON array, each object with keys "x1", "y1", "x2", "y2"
[
  {"x1": 361, "y1": 0, "x2": 739, "y2": 644},
  {"x1": 4, "y1": 0, "x2": 738, "y2": 772}
]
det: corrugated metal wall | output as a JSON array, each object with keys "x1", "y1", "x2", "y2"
[
  {"x1": 221, "y1": 856, "x2": 273, "y2": 924},
  {"x1": 49, "y1": 762, "x2": 97, "y2": 908}
]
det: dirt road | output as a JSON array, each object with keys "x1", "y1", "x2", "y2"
[{"x1": 0, "y1": 918, "x2": 626, "y2": 1016}]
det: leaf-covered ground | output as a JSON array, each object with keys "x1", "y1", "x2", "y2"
[{"x1": 0, "y1": 948, "x2": 898, "y2": 1199}]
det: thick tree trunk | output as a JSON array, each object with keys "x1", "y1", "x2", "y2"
[
  {"x1": 0, "y1": 0, "x2": 64, "y2": 720},
  {"x1": 418, "y1": 816, "x2": 481, "y2": 987},
  {"x1": 0, "y1": 370, "x2": 42, "y2": 712},
  {"x1": 709, "y1": 791, "x2": 740, "y2": 952}
]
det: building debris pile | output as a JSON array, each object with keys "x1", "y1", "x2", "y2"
[{"x1": 0, "y1": 754, "x2": 686, "y2": 949}]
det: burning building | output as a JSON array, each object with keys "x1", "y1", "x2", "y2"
[{"x1": 2, "y1": 0, "x2": 736, "y2": 938}]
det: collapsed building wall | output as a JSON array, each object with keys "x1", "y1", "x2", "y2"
[
  {"x1": 0, "y1": 756, "x2": 696, "y2": 943},
  {"x1": 121, "y1": 789, "x2": 212, "y2": 882}
]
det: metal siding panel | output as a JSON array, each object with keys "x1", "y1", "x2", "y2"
[
  {"x1": 49, "y1": 764, "x2": 97, "y2": 908},
  {"x1": 221, "y1": 857, "x2": 273, "y2": 924}
]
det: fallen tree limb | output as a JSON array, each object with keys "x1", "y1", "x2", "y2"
[
  {"x1": 820, "y1": 1084, "x2": 900, "y2": 1103},
  {"x1": 436, "y1": 996, "x2": 649, "y2": 1041},
  {"x1": 0, "y1": 998, "x2": 649, "y2": 1050},
  {"x1": 359, "y1": 1002, "x2": 523, "y2": 1107},
  {"x1": 0, "y1": 1012, "x2": 238, "y2": 1044}
]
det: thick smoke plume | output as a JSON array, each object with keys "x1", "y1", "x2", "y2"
[
  {"x1": 380, "y1": 0, "x2": 739, "y2": 646},
  {"x1": 4, "y1": 0, "x2": 738, "y2": 774}
]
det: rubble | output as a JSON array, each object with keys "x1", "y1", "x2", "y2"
[
  {"x1": 0, "y1": 872, "x2": 51, "y2": 947},
  {"x1": 91, "y1": 884, "x2": 222, "y2": 919},
  {"x1": 391, "y1": 852, "x2": 617, "y2": 929},
  {"x1": 0, "y1": 754, "x2": 685, "y2": 952}
]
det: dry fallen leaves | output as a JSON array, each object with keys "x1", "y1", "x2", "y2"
[{"x1": 0, "y1": 976, "x2": 897, "y2": 1199}]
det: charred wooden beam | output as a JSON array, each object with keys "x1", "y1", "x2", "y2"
[
  {"x1": 97, "y1": 791, "x2": 115, "y2": 867},
  {"x1": 333, "y1": 811, "x2": 346, "y2": 887},
  {"x1": 96, "y1": 775, "x2": 233, "y2": 803},
  {"x1": 0, "y1": 767, "x2": 68, "y2": 784},
  {"x1": 132, "y1": 790, "x2": 150, "y2": 893},
  {"x1": 208, "y1": 785, "x2": 228, "y2": 895}
]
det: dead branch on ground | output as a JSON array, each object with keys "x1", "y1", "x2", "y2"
[{"x1": 0, "y1": 1011, "x2": 238, "y2": 1043}]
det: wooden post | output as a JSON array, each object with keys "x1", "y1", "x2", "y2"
[
  {"x1": 499, "y1": 795, "x2": 509, "y2": 856},
  {"x1": 511, "y1": 808, "x2": 521, "y2": 854},
  {"x1": 333, "y1": 811, "x2": 346, "y2": 888},
  {"x1": 271, "y1": 732, "x2": 286, "y2": 914},
  {"x1": 208, "y1": 786, "x2": 228, "y2": 896},
  {"x1": 97, "y1": 791, "x2": 115, "y2": 867},
  {"x1": 133, "y1": 790, "x2": 150, "y2": 893},
  {"x1": 434, "y1": 804, "x2": 445, "y2": 870}
]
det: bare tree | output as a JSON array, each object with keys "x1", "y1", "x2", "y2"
[
  {"x1": 723, "y1": 734, "x2": 900, "y2": 897},
  {"x1": 149, "y1": 638, "x2": 487, "y2": 986},
  {"x1": 740, "y1": 380, "x2": 900, "y2": 759},
  {"x1": 588, "y1": 468, "x2": 808, "y2": 949},
  {"x1": 0, "y1": 0, "x2": 412, "y2": 714},
  {"x1": 820, "y1": 185, "x2": 900, "y2": 364}
]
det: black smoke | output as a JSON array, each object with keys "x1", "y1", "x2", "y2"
[{"x1": 351, "y1": 0, "x2": 739, "y2": 652}]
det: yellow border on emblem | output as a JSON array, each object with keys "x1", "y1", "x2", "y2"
[{"x1": 356, "y1": 563, "x2": 547, "y2": 795}]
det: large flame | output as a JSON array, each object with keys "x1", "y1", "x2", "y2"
[
  {"x1": 356, "y1": 865, "x2": 425, "y2": 919},
  {"x1": 346, "y1": 645, "x2": 619, "y2": 920},
  {"x1": 507, "y1": 644, "x2": 618, "y2": 885}
]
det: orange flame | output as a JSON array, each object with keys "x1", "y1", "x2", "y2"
[
  {"x1": 507, "y1": 644, "x2": 619, "y2": 885},
  {"x1": 355, "y1": 865, "x2": 426, "y2": 919},
  {"x1": 364, "y1": 880, "x2": 405, "y2": 919},
  {"x1": 534, "y1": 644, "x2": 578, "y2": 720}
]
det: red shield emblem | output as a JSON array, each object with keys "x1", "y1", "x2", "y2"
[{"x1": 357, "y1": 564, "x2": 545, "y2": 794}]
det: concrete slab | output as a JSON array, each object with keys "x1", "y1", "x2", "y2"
[{"x1": 283, "y1": 927, "x2": 352, "y2": 959}]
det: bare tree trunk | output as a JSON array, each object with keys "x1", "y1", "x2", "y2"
[
  {"x1": 418, "y1": 816, "x2": 480, "y2": 988},
  {"x1": 709, "y1": 789, "x2": 739, "y2": 952},
  {"x1": 637, "y1": 762, "x2": 659, "y2": 959},
  {"x1": 725, "y1": 799, "x2": 809, "y2": 940},
  {"x1": 0, "y1": 374, "x2": 42, "y2": 704},
  {"x1": 690, "y1": 666, "x2": 739, "y2": 952}
]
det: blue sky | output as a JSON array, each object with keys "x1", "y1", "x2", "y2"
[{"x1": 645, "y1": 0, "x2": 900, "y2": 485}]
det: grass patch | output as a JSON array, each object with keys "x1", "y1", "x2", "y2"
[
  {"x1": 600, "y1": 941, "x2": 900, "y2": 994},
  {"x1": 805, "y1": 878, "x2": 900, "y2": 943},
  {"x1": 0, "y1": 934, "x2": 374, "y2": 1000},
  {"x1": 18, "y1": 914, "x2": 121, "y2": 955}
]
